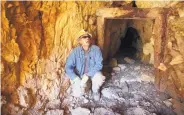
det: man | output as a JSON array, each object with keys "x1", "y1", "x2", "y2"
[{"x1": 65, "y1": 30, "x2": 105, "y2": 101}]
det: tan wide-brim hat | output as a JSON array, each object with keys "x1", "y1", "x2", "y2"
[{"x1": 76, "y1": 29, "x2": 92, "y2": 39}]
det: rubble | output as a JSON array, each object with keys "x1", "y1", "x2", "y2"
[
  {"x1": 62, "y1": 63, "x2": 175, "y2": 115},
  {"x1": 101, "y1": 87, "x2": 121, "y2": 99},
  {"x1": 45, "y1": 109, "x2": 64, "y2": 115},
  {"x1": 93, "y1": 108, "x2": 120, "y2": 115},
  {"x1": 71, "y1": 107, "x2": 90, "y2": 115},
  {"x1": 125, "y1": 107, "x2": 151, "y2": 115}
]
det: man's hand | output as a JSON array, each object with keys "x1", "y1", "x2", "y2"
[
  {"x1": 81, "y1": 74, "x2": 89, "y2": 87},
  {"x1": 71, "y1": 76, "x2": 81, "y2": 84},
  {"x1": 80, "y1": 74, "x2": 89, "y2": 95}
]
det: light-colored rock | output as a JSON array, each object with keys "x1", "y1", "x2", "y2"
[
  {"x1": 124, "y1": 57, "x2": 135, "y2": 64},
  {"x1": 143, "y1": 42, "x2": 153, "y2": 55},
  {"x1": 118, "y1": 64, "x2": 126, "y2": 70},
  {"x1": 134, "y1": 66, "x2": 140, "y2": 70},
  {"x1": 17, "y1": 87, "x2": 29, "y2": 107},
  {"x1": 38, "y1": 77, "x2": 61, "y2": 101},
  {"x1": 158, "y1": 63, "x2": 167, "y2": 71},
  {"x1": 1, "y1": 39, "x2": 20, "y2": 63},
  {"x1": 84, "y1": 98, "x2": 89, "y2": 103},
  {"x1": 101, "y1": 87, "x2": 126, "y2": 99},
  {"x1": 167, "y1": 41, "x2": 173, "y2": 50},
  {"x1": 142, "y1": 40, "x2": 154, "y2": 64},
  {"x1": 120, "y1": 77, "x2": 141, "y2": 83},
  {"x1": 94, "y1": 107, "x2": 120, "y2": 115},
  {"x1": 45, "y1": 109, "x2": 64, "y2": 115},
  {"x1": 113, "y1": 67, "x2": 121, "y2": 73},
  {"x1": 169, "y1": 55, "x2": 184, "y2": 65},
  {"x1": 163, "y1": 98, "x2": 172, "y2": 107},
  {"x1": 178, "y1": 7, "x2": 184, "y2": 17},
  {"x1": 119, "y1": 82, "x2": 129, "y2": 92},
  {"x1": 125, "y1": 107, "x2": 150, "y2": 115},
  {"x1": 71, "y1": 107, "x2": 90, "y2": 115},
  {"x1": 141, "y1": 74, "x2": 154, "y2": 83},
  {"x1": 102, "y1": 88, "x2": 118, "y2": 99}
]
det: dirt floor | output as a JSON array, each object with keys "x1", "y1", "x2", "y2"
[{"x1": 62, "y1": 60, "x2": 176, "y2": 115}]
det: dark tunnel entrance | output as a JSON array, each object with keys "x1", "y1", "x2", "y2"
[{"x1": 114, "y1": 27, "x2": 142, "y2": 64}]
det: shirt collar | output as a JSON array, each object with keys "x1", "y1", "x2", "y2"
[{"x1": 79, "y1": 45, "x2": 92, "y2": 53}]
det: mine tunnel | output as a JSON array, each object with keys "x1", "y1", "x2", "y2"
[
  {"x1": 104, "y1": 19, "x2": 154, "y2": 65},
  {"x1": 115, "y1": 27, "x2": 141, "y2": 64},
  {"x1": 100, "y1": 19, "x2": 176, "y2": 115}
]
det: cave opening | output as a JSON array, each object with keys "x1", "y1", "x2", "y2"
[
  {"x1": 115, "y1": 27, "x2": 141, "y2": 64},
  {"x1": 103, "y1": 18, "x2": 154, "y2": 65}
]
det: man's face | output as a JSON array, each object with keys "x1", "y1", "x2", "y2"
[{"x1": 79, "y1": 34, "x2": 92, "y2": 47}]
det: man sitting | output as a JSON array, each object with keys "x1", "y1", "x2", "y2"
[{"x1": 65, "y1": 30, "x2": 105, "y2": 101}]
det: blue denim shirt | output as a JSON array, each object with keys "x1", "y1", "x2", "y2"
[{"x1": 65, "y1": 45, "x2": 103, "y2": 80}]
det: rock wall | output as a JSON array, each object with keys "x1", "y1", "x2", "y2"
[
  {"x1": 136, "y1": 1, "x2": 180, "y2": 8},
  {"x1": 1, "y1": 1, "x2": 114, "y2": 114},
  {"x1": 1, "y1": 1, "x2": 184, "y2": 115},
  {"x1": 104, "y1": 19, "x2": 128, "y2": 58},
  {"x1": 129, "y1": 19, "x2": 154, "y2": 63},
  {"x1": 162, "y1": 10, "x2": 184, "y2": 114}
]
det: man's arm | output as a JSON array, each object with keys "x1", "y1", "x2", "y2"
[
  {"x1": 65, "y1": 50, "x2": 78, "y2": 80},
  {"x1": 86, "y1": 47, "x2": 103, "y2": 77}
]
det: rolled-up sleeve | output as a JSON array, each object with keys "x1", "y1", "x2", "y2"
[
  {"x1": 87, "y1": 47, "x2": 103, "y2": 77},
  {"x1": 65, "y1": 50, "x2": 77, "y2": 80}
]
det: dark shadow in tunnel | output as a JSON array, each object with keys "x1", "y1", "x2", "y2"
[
  {"x1": 115, "y1": 27, "x2": 141, "y2": 64},
  {"x1": 103, "y1": 27, "x2": 141, "y2": 81}
]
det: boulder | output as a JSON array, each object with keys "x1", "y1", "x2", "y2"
[{"x1": 124, "y1": 57, "x2": 135, "y2": 64}]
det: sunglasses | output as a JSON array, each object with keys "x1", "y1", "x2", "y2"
[{"x1": 80, "y1": 35, "x2": 91, "y2": 39}]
